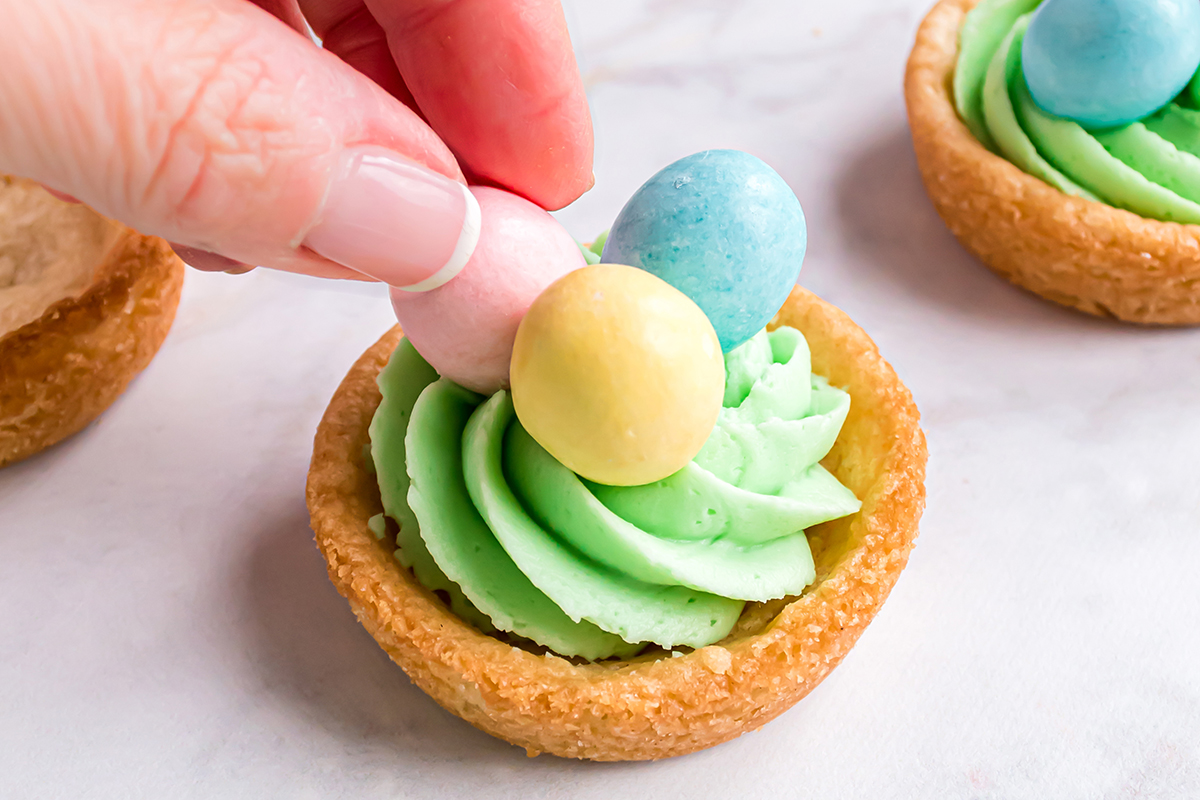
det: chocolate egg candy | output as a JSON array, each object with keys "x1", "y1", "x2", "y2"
[
  {"x1": 1023, "y1": 0, "x2": 1200, "y2": 129},
  {"x1": 601, "y1": 150, "x2": 806, "y2": 352},
  {"x1": 391, "y1": 186, "x2": 585, "y2": 395},
  {"x1": 510, "y1": 264, "x2": 725, "y2": 487}
]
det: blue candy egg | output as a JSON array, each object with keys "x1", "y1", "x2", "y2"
[
  {"x1": 1022, "y1": 0, "x2": 1200, "y2": 129},
  {"x1": 601, "y1": 150, "x2": 806, "y2": 352}
]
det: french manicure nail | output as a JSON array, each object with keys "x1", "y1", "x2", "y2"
[{"x1": 302, "y1": 146, "x2": 480, "y2": 290}]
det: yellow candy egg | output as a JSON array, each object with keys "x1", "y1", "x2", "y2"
[{"x1": 510, "y1": 264, "x2": 725, "y2": 487}]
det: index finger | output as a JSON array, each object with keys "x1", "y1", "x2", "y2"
[{"x1": 364, "y1": 0, "x2": 593, "y2": 211}]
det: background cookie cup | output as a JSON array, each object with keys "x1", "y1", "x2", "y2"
[
  {"x1": 305, "y1": 286, "x2": 927, "y2": 762},
  {"x1": 0, "y1": 178, "x2": 185, "y2": 467},
  {"x1": 905, "y1": 0, "x2": 1200, "y2": 324}
]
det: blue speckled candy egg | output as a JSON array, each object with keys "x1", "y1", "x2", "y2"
[
  {"x1": 1022, "y1": 0, "x2": 1200, "y2": 129},
  {"x1": 601, "y1": 150, "x2": 806, "y2": 352}
]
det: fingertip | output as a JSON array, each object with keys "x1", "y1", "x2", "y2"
[
  {"x1": 460, "y1": 78, "x2": 594, "y2": 211},
  {"x1": 248, "y1": 0, "x2": 309, "y2": 36},
  {"x1": 5, "y1": 0, "x2": 464, "y2": 286},
  {"x1": 41, "y1": 184, "x2": 79, "y2": 204},
  {"x1": 378, "y1": 0, "x2": 594, "y2": 211},
  {"x1": 531, "y1": 158, "x2": 596, "y2": 211}
]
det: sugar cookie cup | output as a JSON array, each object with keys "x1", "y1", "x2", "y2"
[
  {"x1": 0, "y1": 177, "x2": 185, "y2": 467},
  {"x1": 905, "y1": 0, "x2": 1200, "y2": 324},
  {"x1": 305, "y1": 287, "x2": 927, "y2": 761}
]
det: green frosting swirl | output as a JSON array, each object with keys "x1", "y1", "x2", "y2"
[
  {"x1": 369, "y1": 326, "x2": 861, "y2": 660},
  {"x1": 956, "y1": 0, "x2": 1200, "y2": 223}
]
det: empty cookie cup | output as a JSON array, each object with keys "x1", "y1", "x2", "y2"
[{"x1": 0, "y1": 177, "x2": 185, "y2": 467}]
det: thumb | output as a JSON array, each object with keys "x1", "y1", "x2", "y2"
[{"x1": 0, "y1": 0, "x2": 480, "y2": 285}]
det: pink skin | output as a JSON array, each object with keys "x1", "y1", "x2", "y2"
[
  {"x1": 0, "y1": 0, "x2": 592, "y2": 280},
  {"x1": 391, "y1": 186, "x2": 586, "y2": 394}
]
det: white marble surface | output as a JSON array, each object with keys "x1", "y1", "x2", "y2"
[{"x1": 3, "y1": 0, "x2": 1200, "y2": 796}]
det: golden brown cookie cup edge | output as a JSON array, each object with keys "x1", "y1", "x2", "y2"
[{"x1": 0, "y1": 229, "x2": 185, "y2": 467}]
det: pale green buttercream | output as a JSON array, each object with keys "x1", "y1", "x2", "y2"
[
  {"x1": 1016, "y1": 79, "x2": 1200, "y2": 223},
  {"x1": 370, "y1": 326, "x2": 859, "y2": 658},
  {"x1": 590, "y1": 327, "x2": 860, "y2": 547},
  {"x1": 1144, "y1": 104, "x2": 1200, "y2": 157},
  {"x1": 464, "y1": 392, "x2": 743, "y2": 649},
  {"x1": 956, "y1": 0, "x2": 1200, "y2": 222},
  {"x1": 507, "y1": 422, "x2": 816, "y2": 601},
  {"x1": 403, "y1": 375, "x2": 638, "y2": 659},
  {"x1": 981, "y1": 16, "x2": 1098, "y2": 200},
  {"x1": 370, "y1": 339, "x2": 494, "y2": 633},
  {"x1": 954, "y1": 0, "x2": 1042, "y2": 151},
  {"x1": 1093, "y1": 124, "x2": 1200, "y2": 206}
]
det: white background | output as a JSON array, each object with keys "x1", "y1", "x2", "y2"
[{"x1": 3, "y1": 0, "x2": 1199, "y2": 797}]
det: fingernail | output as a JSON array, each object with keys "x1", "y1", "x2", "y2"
[
  {"x1": 302, "y1": 146, "x2": 480, "y2": 291},
  {"x1": 41, "y1": 185, "x2": 79, "y2": 204},
  {"x1": 169, "y1": 243, "x2": 254, "y2": 274}
]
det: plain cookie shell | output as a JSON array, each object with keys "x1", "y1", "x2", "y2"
[
  {"x1": 0, "y1": 181, "x2": 184, "y2": 468},
  {"x1": 905, "y1": 0, "x2": 1200, "y2": 324},
  {"x1": 305, "y1": 286, "x2": 927, "y2": 762}
]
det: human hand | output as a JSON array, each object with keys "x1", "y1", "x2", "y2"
[{"x1": 0, "y1": 0, "x2": 593, "y2": 283}]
